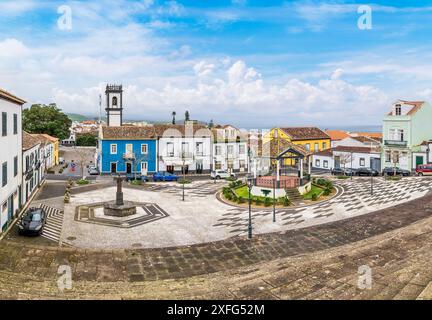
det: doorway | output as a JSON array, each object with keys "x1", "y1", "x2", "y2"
[
  {"x1": 166, "y1": 166, "x2": 174, "y2": 174},
  {"x1": 196, "y1": 161, "x2": 203, "y2": 174},
  {"x1": 7, "y1": 195, "x2": 14, "y2": 221},
  {"x1": 416, "y1": 156, "x2": 424, "y2": 167},
  {"x1": 111, "y1": 163, "x2": 117, "y2": 173},
  {"x1": 126, "y1": 162, "x2": 132, "y2": 174}
]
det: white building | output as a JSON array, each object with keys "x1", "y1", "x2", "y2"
[
  {"x1": 212, "y1": 125, "x2": 248, "y2": 173},
  {"x1": 22, "y1": 132, "x2": 43, "y2": 204},
  {"x1": 313, "y1": 146, "x2": 381, "y2": 171},
  {"x1": 0, "y1": 88, "x2": 25, "y2": 232},
  {"x1": 333, "y1": 135, "x2": 381, "y2": 148},
  {"x1": 156, "y1": 124, "x2": 212, "y2": 174}
]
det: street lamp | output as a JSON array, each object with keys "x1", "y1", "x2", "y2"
[
  {"x1": 370, "y1": 172, "x2": 374, "y2": 195},
  {"x1": 247, "y1": 174, "x2": 254, "y2": 239},
  {"x1": 350, "y1": 152, "x2": 353, "y2": 181},
  {"x1": 272, "y1": 177, "x2": 276, "y2": 223}
]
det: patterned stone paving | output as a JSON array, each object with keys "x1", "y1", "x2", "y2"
[
  {"x1": 1, "y1": 188, "x2": 432, "y2": 299},
  {"x1": 213, "y1": 178, "x2": 432, "y2": 235}
]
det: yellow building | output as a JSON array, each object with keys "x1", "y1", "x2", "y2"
[{"x1": 266, "y1": 127, "x2": 331, "y2": 166}]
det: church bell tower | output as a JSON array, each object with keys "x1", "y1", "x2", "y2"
[{"x1": 105, "y1": 84, "x2": 123, "y2": 126}]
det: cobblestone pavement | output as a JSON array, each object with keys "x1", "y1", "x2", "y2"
[{"x1": 1, "y1": 188, "x2": 432, "y2": 299}]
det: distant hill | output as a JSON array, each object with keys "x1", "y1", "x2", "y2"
[{"x1": 66, "y1": 113, "x2": 88, "y2": 122}]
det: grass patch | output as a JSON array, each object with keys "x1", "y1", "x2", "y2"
[
  {"x1": 130, "y1": 179, "x2": 142, "y2": 186},
  {"x1": 178, "y1": 178, "x2": 192, "y2": 184},
  {"x1": 303, "y1": 185, "x2": 325, "y2": 200},
  {"x1": 336, "y1": 175, "x2": 350, "y2": 180},
  {"x1": 76, "y1": 179, "x2": 90, "y2": 186}
]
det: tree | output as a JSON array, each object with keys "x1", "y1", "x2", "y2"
[
  {"x1": 208, "y1": 119, "x2": 214, "y2": 128},
  {"x1": 23, "y1": 104, "x2": 72, "y2": 140},
  {"x1": 338, "y1": 152, "x2": 355, "y2": 170},
  {"x1": 185, "y1": 111, "x2": 190, "y2": 122},
  {"x1": 172, "y1": 111, "x2": 176, "y2": 125},
  {"x1": 76, "y1": 133, "x2": 97, "y2": 146}
]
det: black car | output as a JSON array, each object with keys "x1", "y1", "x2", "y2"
[
  {"x1": 356, "y1": 167, "x2": 379, "y2": 176},
  {"x1": 331, "y1": 167, "x2": 357, "y2": 176},
  {"x1": 18, "y1": 208, "x2": 47, "y2": 236},
  {"x1": 382, "y1": 167, "x2": 411, "y2": 176}
]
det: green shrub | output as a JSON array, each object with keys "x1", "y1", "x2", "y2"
[
  {"x1": 316, "y1": 178, "x2": 327, "y2": 186},
  {"x1": 282, "y1": 197, "x2": 291, "y2": 207},
  {"x1": 131, "y1": 179, "x2": 142, "y2": 186},
  {"x1": 178, "y1": 178, "x2": 192, "y2": 184},
  {"x1": 77, "y1": 179, "x2": 90, "y2": 185},
  {"x1": 323, "y1": 187, "x2": 332, "y2": 196},
  {"x1": 225, "y1": 176, "x2": 237, "y2": 182},
  {"x1": 337, "y1": 176, "x2": 349, "y2": 180},
  {"x1": 264, "y1": 197, "x2": 271, "y2": 207},
  {"x1": 237, "y1": 196, "x2": 245, "y2": 204},
  {"x1": 311, "y1": 193, "x2": 318, "y2": 201},
  {"x1": 255, "y1": 198, "x2": 262, "y2": 206}
]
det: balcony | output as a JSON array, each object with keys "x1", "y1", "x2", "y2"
[
  {"x1": 123, "y1": 152, "x2": 136, "y2": 160},
  {"x1": 384, "y1": 140, "x2": 408, "y2": 147}
]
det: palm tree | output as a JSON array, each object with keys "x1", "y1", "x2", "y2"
[{"x1": 172, "y1": 111, "x2": 176, "y2": 124}]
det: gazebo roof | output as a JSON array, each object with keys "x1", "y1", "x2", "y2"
[{"x1": 261, "y1": 139, "x2": 312, "y2": 159}]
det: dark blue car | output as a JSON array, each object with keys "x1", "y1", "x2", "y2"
[{"x1": 152, "y1": 172, "x2": 179, "y2": 182}]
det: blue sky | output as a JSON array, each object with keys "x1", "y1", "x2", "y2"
[{"x1": 1, "y1": 0, "x2": 432, "y2": 128}]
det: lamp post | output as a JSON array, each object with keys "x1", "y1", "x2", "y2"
[
  {"x1": 350, "y1": 152, "x2": 353, "y2": 181},
  {"x1": 272, "y1": 177, "x2": 276, "y2": 223},
  {"x1": 247, "y1": 174, "x2": 253, "y2": 239},
  {"x1": 370, "y1": 171, "x2": 374, "y2": 195}
]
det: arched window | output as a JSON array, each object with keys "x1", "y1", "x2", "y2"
[{"x1": 112, "y1": 97, "x2": 118, "y2": 106}]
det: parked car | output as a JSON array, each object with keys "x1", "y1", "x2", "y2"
[
  {"x1": 416, "y1": 164, "x2": 432, "y2": 176},
  {"x1": 382, "y1": 167, "x2": 411, "y2": 176},
  {"x1": 88, "y1": 167, "x2": 99, "y2": 175},
  {"x1": 17, "y1": 208, "x2": 47, "y2": 236},
  {"x1": 331, "y1": 167, "x2": 357, "y2": 176},
  {"x1": 152, "y1": 172, "x2": 179, "y2": 182},
  {"x1": 211, "y1": 170, "x2": 236, "y2": 180},
  {"x1": 356, "y1": 167, "x2": 379, "y2": 176},
  {"x1": 125, "y1": 173, "x2": 149, "y2": 182}
]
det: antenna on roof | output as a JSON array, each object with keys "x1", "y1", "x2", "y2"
[{"x1": 98, "y1": 94, "x2": 102, "y2": 125}]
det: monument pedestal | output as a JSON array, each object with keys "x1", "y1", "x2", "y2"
[{"x1": 103, "y1": 176, "x2": 137, "y2": 217}]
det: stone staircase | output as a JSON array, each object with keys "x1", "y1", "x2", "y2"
[{"x1": 285, "y1": 188, "x2": 303, "y2": 203}]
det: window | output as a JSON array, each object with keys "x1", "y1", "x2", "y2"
[
  {"x1": 314, "y1": 143, "x2": 319, "y2": 151},
  {"x1": 110, "y1": 144, "x2": 117, "y2": 154},
  {"x1": 181, "y1": 142, "x2": 189, "y2": 153},
  {"x1": 196, "y1": 142, "x2": 203, "y2": 156},
  {"x1": 112, "y1": 97, "x2": 118, "y2": 106},
  {"x1": 215, "y1": 161, "x2": 222, "y2": 170},
  {"x1": 315, "y1": 159, "x2": 320, "y2": 167},
  {"x1": 140, "y1": 162, "x2": 148, "y2": 173},
  {"x1": 167, "y1": 142, "x2": 174, "y2": 157},
  {"x1": 360, "y1": 158, "x2": 365, "y2": 166},
  {"x1": 14, "y1": 156, "x2": 18, "y2": 177},
  {"x1": 13, "y1": 114, "x2": 17, "y2": 135},
  {"x1": 25, "y1": 156, "x2": 29, "y2": 172},
  {"x1": 227, "y1": 145, "x2": 234, "y2": 155},
  {"x1": 323, "y1": 160, "x2": 328, "y2": 168},
  {"x1": 305, "y1": 143, "x2": 310, "y2": 150},
  {"x1": 239, "y1": 160, "x2": 246, "y2": 169},
  {"x1": 215, "y1": 146, "x2": 222, "y2": 155},
  {"x1": 1, "y1": 112, "x2": 6, "y2": 136},
  {"x1": 399, "y1": 129, "x2": 404, "y2": 142},
  {"x1": 385, "y1": 151, "x2": 391, "y2": 162},
  {"x1": 2, "y1": 162, "x2": 7, "y2": 187},
  {"x1": 239, "y1": 145, "x2": 245, "y2": 155},
  {"x1": 323, "y1": 142, "x2": 327, "y2": 150},
  {"x1": 110, "y1": 162, "x2": 117, "y2": 173},
  {"x1": 395, "y1": 104, "x2": 401, "y2": 115},
  {"x1": 141, "y1": 144, "x2": 148, "y2": 155},
  {"x1": 125, "y1": 144, "x2": 133, "y2": 154}
]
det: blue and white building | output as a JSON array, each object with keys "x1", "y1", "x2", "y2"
[{"x1": 98, "y1": 85, "x2": 158, "y2": 175}]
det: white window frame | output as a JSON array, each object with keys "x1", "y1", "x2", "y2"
[
  {"x1": 125, "y1": 144, "x2": 133, "y2": 154},
  {"x1": 315, "y1": 159, "x2": 320, "y2": 167},
  {"x1": 141, "y1": 144, "x2": 148, "y2": 155},
  {"x1": 314, "y1": 143, "x2": 319, "y2": 151},
  {"x1": 323, "y1": 160, "x2": 328, "y2": 168},
  {"x1": 110, "y1": 144, "x2": 117, "y2": 154},
  {"x1": 360, "y1": 158, "x2": 365, "y2": 167},
  {"x1": 305, "y1": 143, "x2": 310, "y2": 150},
  {"x1": 239, "y1": 145, "x2": 245, "y2": 155}
]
